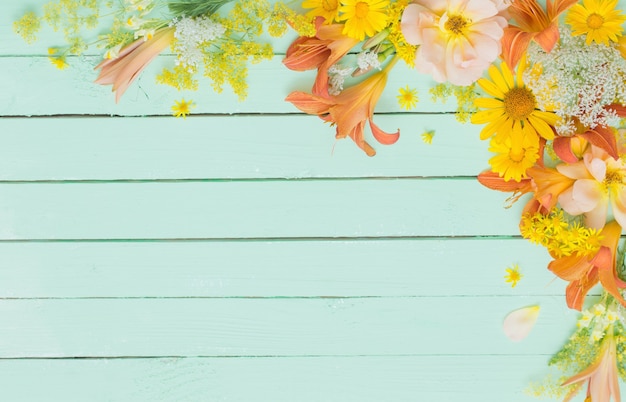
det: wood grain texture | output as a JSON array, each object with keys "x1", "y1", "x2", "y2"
[
  {"x1": 0, "y1": 297, "x2": 576, "y2": 358},
  {"x1": 0, "y1": 0, "x2": 602, "y2": 400},
  {"x1": 0, "y1": 356, "x2": 550, "y2": 402},
  {"x1": 0, "y1": 56, "x2": 455, "y2": 116},
  {"x1": 0, "y1": 116, "x2": 485, "y2": 180},
  {"x1": 0, "y1": 179, "x2": 524, "y2": 240},
  {"x1": 0, "y1": 239, "x2": 565, "y2": 298}
]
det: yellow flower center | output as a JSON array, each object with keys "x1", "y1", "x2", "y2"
[
  {"x1": 445, "y1": 15, "x2": 469, "y2": 36},
  {"x1": 508, "y1": 147, "x2": 525, "y2": 163},
  {"x1": 355, "y1": 2, "x2": 369, "y2": 18},
  {"x1": 604, "y1": 169, "x2": 624, "y2": 188},
  {"x1": 587, "y1": 13, "x2": 605, "y2": 29},
  {"x1": 503, "y1": 87, "x2": 537, "y2": 120},
  {"x1": 323, "y1": 0, "x2": 338, "y2": 11}
]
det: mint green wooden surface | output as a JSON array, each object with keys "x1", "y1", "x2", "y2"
[{"x1": 0, "y1": 1, "x2": 598, "y2": 401}]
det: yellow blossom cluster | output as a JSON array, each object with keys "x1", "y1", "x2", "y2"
[
  {"x1": 386, "y1": 0, "x2": 416, "y2": 67},
  {"x1": 430, "y1": 83, "x2": 479, "y2": 123},
  {"x1": 519, "y1": 210, "x2": 603, "y2": 258},
  {"x1": 269, "y1": 2, "x2": 316, "y2": 38},
  {"x1": 156, "y1": 64, "x2": 199, "y2": 92},
  {"x1": 13, "y1": 12, "x2": 40, "y2": 44}
]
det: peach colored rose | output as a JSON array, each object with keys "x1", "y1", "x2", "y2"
[{"x1": 400, "y1": 0, "x2": 508, "y2": 85}]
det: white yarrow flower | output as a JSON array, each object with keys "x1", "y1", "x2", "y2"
[{"x1": 174, "y1": 16, "x2": 226, "y2": 69}]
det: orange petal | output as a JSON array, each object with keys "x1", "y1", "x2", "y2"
[
  {"x1": 477, "y1": 170, "x2": 532, "y2": 193},
  {"x1": 369, "y1": 118, "x2": 399, "y2": 145},
  {"x1": 533, "y1": 23, "x2": 560, "y2": 53},
  {"x1": 553, "y1": 137, "x2": 580, "y2": 163},
  {"x1": 565, "y1": 268, "x2": 599, "y2": 310},
  {"x1": 285, "y1": 91, "x2": 334, "y2": 115},
  {"x1": 501, "y1": 28, "x2": 534, "y2": 68},
  {"x1": 582, "y1": 126, "x2": 619, "y2": 160}
]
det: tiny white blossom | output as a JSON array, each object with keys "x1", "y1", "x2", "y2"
[
  {"x1": 134, "y1": 28, "x2": 155, "y2": 41},
  {"x1": 126, "y1": 15, "x2": 145, "y2": 29},
  {"x1": 104, "y1": 43, "x2": 123, "y2": 59},
  {"x1": 577, "y1": 310, "x2": 593, "y2": 328},
  {"x1": 174, "y1": 16, "x2": 226, "y2": 68},
  {"x1": 525, "y1": 27, "x2": 626, "y2": 135},
  {"x1": 591, "y1": 328, "x2": 605, "y2": 343},
  {"x1": 328, "y1": 64, "x2": 355, "y2": 96},
  {"x1": 357, "y1": 51, "x2": 381, "y2": 71}
]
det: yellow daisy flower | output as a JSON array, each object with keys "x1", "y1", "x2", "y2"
[
  {"x1": 338, "y1": 0, "x2": 390, "y2": 41},
  {"x1": 471, "y1": 56, "x2": 559, "y2": 142},
  {"x1": 49, "y1": 56, "x2": 69, "y2": 70},
  {"x1": 397, "y1": 85, "x2": 418, "y2": 110},
  {"x1": 421, "y1": 130, "x2": 434, "y2": 144},
  {"x1": 566, "y1": 0, "x2": 626, "y2": 45},
  {"x1": 488, "y1": 121, "x2": 540, "y2": 182},
  {"x1": 302, "y1": 0, "x2": 341, "y2": 24},
  {"x1": 172, "y1": 98, "x2": 195, "y2": 118},
  {"x1": 504, "y1": 264, "x2": 523, "y2": 288}
]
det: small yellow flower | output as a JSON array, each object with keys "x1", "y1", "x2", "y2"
[
  {"x1": 49, "y1": 56, "x2": 69, "y2": 70},
  {"x1": 421, "y1": 130, "x2": 434, "y2": 144},
  {"x1": 397, "y1": 85, "x2": 418, "y2": 110},
  {"x1": 504, "y1": 264, "x2": 523, "y2": 288},
  {"x1": 172, "y1": 99, "x2": 195, "y2": 118}
]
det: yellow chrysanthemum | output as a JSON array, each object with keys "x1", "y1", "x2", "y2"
[
  {"x1": 566, "y1": 0, "x2": 626, "y2": 45},
  {"x1": 471, "y1": 57, "x2": 559, "y2": 142},
  {"x1": 397, "y1": 85, "x2": 418, "y2": 110},
  {"x1": 488, "y1": 121, "x2": 540, "y2": 182},
  {"x1": 338, "y1": 0, "x2": 390, "y2": 41},
  {"x1": 302, "y1": 0, "x2": 341, "y2": 24},
  {"x1": 504, "y1": 264, "x2": 523, "y2": 288},
  {"x1": 172, "y1": 99, "x2": 195, "y2": 118}
]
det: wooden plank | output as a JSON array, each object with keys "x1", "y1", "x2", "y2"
[
  {"x1": 0, "y1": 355, "x2": 551, "y2": 401},
  {"x1": 1, "y1": 0, "x2": 302, "y2": 56},
  {"x1": 0, "y1": 56, "x2": 451, "y2": 116},
  {"x1": 0, "y1": 239, "x2": 564, "y2": 298},
  {"x1": 0, "y1": 180, "x2": 525, "y2": 240},
  {"x1": 0, "y1": 296, "x2": 578, "y2": 358},
  {"x1": 0, "y1": 115, "x2": 488, "y2": 181}
]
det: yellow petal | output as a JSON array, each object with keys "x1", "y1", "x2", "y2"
[
  {"x1": 477, "y1": 77, "x2": 505, "y2": 99},
  {"x1": 474, "y1": 97, "x2": 505, "y2": 109},
  {"x1": 471, "y1": 108, "x2": 505, "y2": 125}
]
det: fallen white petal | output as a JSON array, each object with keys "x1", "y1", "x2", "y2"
[{"x1": 503, "y1": 305, "x2": 541, "y2": 342}]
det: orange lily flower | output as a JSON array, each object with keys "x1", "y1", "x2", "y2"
[
  {"x1": 501, "y1": 0, "x2": 577, "y2": 68},
  {"x1": 283, "y1": 18, "x2": 359, "y2": 98},
  {"x1": 285, "y1": 57, "x2": 400, "y2": 156},
  {"x1": 95, "y1": 27, "x2": 175, "y2": 103},
  {"x1": 526, "y1": 165, "x2": 575, "y2": 210},
  {"x1": 549, "y1": 220, "x2": 626, "y2": 310},
  {"x1": 562, "y1": 331, "x2": 621, "y2": 402}
]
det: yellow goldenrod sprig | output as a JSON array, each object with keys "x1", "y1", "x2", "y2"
[{"x1": 519, "y1": 209, "x2": 603, "y2": 258}]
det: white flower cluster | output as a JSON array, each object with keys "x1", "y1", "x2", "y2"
[
  {"x1": 356, "y1": 51, "x2": 381, "y2": 71},
  {"x1": 525, "y1": 27, "x2": 626, "y2": 136},
  {"x1": 577, "y1": 300, "x2": 623, "y2": 343},
  {"x1": 328, "y1": 64, "x2": 355, "y2": 96},
  {"x1": 173, "y1": 16, "x2": 226, "y2": 70}
]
